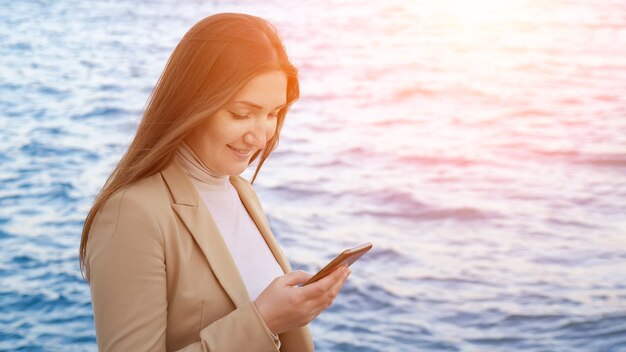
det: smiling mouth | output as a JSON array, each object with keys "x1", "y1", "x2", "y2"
[{"x1": 228, "y1": 145, "x2": 254, "y2": 156}]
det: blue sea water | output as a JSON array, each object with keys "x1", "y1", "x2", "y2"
[{"x1": 1, "y1": 0, "x2": 626, "y2": 351}]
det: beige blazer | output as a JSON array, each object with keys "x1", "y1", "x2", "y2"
[{"x1": 86, "y1": 160, "x2": 315, "y2": 351}]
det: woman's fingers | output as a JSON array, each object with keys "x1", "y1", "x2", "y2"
[
  {"x1": 300, "y1": 266, "x2": 350, "y2": 302},
  {"x1": 254, "y1": 267, "x2": 351, "y2": 334},
  {"x1": 282, "y1": 270, "x2": 312, "y2": 286},
  {"x1": 302, "y1": 267, "x2": 350, "y2": 320}
]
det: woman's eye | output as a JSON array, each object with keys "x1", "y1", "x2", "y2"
[
  {"x1": 268, "y1": 112, "x2": 279, "y2": 119},
  {"x1": 231, "y1": 112, "x2": 249, "y2": 120}
]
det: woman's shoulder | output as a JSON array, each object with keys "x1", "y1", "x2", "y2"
[
  {"x1": 89, "y1": 172, "x2": 172, "y2": 248},
  {"x1": 108, "y1": 172, "x2": 171, "y2": 209},
  {"x1": 95, "y1": 172, "x2": 173, "y2": 230}
]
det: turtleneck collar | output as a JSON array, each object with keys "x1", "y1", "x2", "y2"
[{"x1": 176, "y1": 142, "x2": 228, "y2": 186}]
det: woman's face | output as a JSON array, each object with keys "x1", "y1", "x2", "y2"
[{"x1": 184, "y1": 70, "x2": 287, "y2": 176}]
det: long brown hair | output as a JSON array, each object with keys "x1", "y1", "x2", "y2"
[{"x1": 79, "y1": 13, "x2": 299, "y2": 279}]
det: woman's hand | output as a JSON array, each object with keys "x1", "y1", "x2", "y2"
[{"x1": 254, "y1": 266, "x2": 351, "y2": 335}]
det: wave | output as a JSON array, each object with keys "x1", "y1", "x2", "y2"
[
  {"x1": 556, "y1": 313, "x2": 626, "y2": 335},
  {"x1": 430, "y1": 275, "x2": 492, "y2": 286},
  {"x1": 526, "y1": 148, "x2": 626, "y2": 168},
  {"x1": 349, "y1": 187, "x2": 497, "y2": 221},
  {"x1": 351, "y1": 206, "x2": 495, "y2": 222},
  {"x1": 366, "y1": 247, "x2": 410, "y2": 264},
  {"x1": 71, "y1": 107, "x2": 133, "y2": 120},
  {"x1": 398, "y1": 154, "x2": 483, "y2": 167},
  {"x1": 19, "y1": 141, "x2": 99, "y2": 161},
  {"x1": 576, "y1": 155, "x2": 626, "y2": 168}
]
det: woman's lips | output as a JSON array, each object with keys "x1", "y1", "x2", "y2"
[{"x1": 228, "y1": 145, "x2": 254, "y2": 157}]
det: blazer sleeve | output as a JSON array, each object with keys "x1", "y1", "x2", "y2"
[{"x1": 87, "y1": 188, "x2": 280, "y2": 352}]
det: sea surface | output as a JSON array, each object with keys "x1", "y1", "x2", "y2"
[{"x1": 1, "y1": 0, "x2": 625, "y2": 351}]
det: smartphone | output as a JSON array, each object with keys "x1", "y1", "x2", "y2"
[{"x1": 303, "y1": 242, "x2": 373, "y2": 286}]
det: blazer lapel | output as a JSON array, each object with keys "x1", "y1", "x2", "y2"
[
  {"x1": 229, "y1": 176, "x2": 293, "y2": 274},
  {"x1": 160, "y1": 160, "x2": 250, "y2": 308}
]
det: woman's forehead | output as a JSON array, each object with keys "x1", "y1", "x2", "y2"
[{"x1": 230, "y1": 71, "x2": 287, "y2": 109}]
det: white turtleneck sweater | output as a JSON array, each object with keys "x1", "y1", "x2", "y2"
[{"x1": 175, "y1": 143, "x2": 284, "y2": 301}]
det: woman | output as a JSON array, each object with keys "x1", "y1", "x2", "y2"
[{"x1": 79, "y1": 13, "x2": 350, "y2": 351}]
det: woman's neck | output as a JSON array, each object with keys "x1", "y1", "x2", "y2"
[{"x1": 176, "y1": 141, "x2": 228, "y2": 186}]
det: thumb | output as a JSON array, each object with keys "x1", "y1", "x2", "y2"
[{"x1": 282, "y1": 270, "x2": 312, "y2": 286}]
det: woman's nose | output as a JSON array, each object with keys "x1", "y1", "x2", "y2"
[{"x1": 243, "y1": 120, "x2": 269, "y2": 149}]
